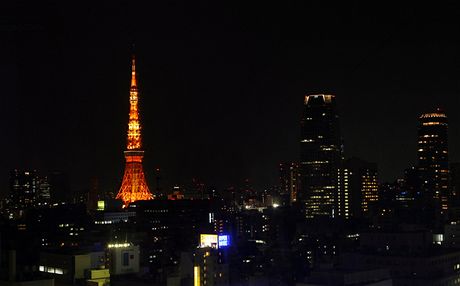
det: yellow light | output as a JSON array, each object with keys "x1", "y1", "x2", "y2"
[
  {"x1": 107, "y1": 242, "x2": 131, "y2": 248},
  {"x1": 97, "y1": 201, "x2": 105, "y2": 211},
  {"x1": 420, "y1": 113, "x2": 447, "y2": 119},
  {"x1": 200, "y1": 234, "x2": 218, "y2": 248},
  {"x1": 194, "y1": 266, "x2": 201, "y2": 286},
  {"x1": 422, "y1": 122, "x2": 447, "y2": 126}
]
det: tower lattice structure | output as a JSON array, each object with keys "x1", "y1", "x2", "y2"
[{"x1": 116, "y1": 55, "x2": 153, "y2": 206}]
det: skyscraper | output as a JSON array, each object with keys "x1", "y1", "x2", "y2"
[
  {"x1": 9, "y1": 169, "x2": 40, "y2": 207},
  {"x1": 417, "y1": 109, "x2": 449, "y2": 213},
  {"x1": 300, "y1": 94, "x2": 342, "y2": 218},
  {"x1": 450, "y1": 163, "x2": 460, "y2": 219},
  {"x1": 116, "y1": 55, "x2": 153, "y2": 206}
]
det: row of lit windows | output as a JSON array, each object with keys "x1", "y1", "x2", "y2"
[
  {"x1": 420, "y1": 113, "x2": 447, "y2": 119},
  {"x1": 144, "y1": 209, "x2": 168, "y2": 213},
  {"x1": 422, "y1": 122, "x2": 447, "y2": 126},
  {"x1": 39, "y1": 266, "x2": 64, "y2": 275},
  {"x1": 304, "y1": 160, "x2": 330, "y2": 164}
]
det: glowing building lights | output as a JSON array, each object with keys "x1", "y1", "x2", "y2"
[
  {"x1": 200, "y1": 234, "x2": 218, "y2": 248},
  {"x1": 417, "y1": 109, "x2": 449, "y2": 213},
  {"x1": 107, "y1": 242, "x2": 131, "y2": 248},
  {"x1": 218, "y1": 235, "x2": 231, "y2": 248},
  {"x1": 97, "y1": 200, "x2": 105, "y2": 211},
  {"x1": 194, "y1": 266, "x2": 201, "y2": 286},
  {"x1": 420, "y1": 112, "x2": 447, "y2": 119},
  {"x1": 116, "y1": 55, "x2": 153, "y2": 206},
  {"x1": 39, "y1": 266, "x2": 64, "y2": 275},
  {"x1": 199, "y1": 234, "x2": 231, "y2": 249},
  {"x1": 300, "y1": 94, "x2": 342, "y2": 218}
]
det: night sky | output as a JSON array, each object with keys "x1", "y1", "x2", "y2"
[{"x1": 2, "y1": 1, "x2": 460, "y2": 194}]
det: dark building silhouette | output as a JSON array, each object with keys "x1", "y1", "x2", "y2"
[
  {"x1": 449, "y1": 162, "x2": 460, "y2": 219},
  {"x1": 128, "y1": 199, "x2": 213, "y2": 280},
  {"x1": 400, "y1": 167, "x2": 422, "y2": 203},
  {"x1": 417, "y1": 109, "x2": 449, "y2": 215},
  {"x1": 37, "y1": 176, "x2": 51, "y2": 205},
  {"x1": 279, "y1": 162, "x2": 301, "y2": 204},
  {"x1": 48, "y1": 171, "x2": 71, "y2": 203},
  {"x1": 451, "y1": 163, "x2": 460, "y2": 198},
  {"x1": 300, "y1": 94, "x2": 342, "y2": 218}
]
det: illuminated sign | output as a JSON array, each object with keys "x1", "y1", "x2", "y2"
[
  {"x1": 200, "y1": 234, "x2": 218, "y2": 248},
  {"x1": 97, "y1": 201, "x2": 105, "y2": 211},
  {"x1": 200, "y1": 234, "x2": 231, "y2": 248},
  {"x1": 218, "y1": 235, "x2": 230, "y2": 248},
  {"x1": 209, "y1": 212, "x2": 214, "y2": 223}
]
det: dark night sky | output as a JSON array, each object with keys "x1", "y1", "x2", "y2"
[{"x1": 1, "y1": 1, "x2": 460, "y2": 194}]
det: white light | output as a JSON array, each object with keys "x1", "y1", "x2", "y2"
[{"x1": 107, "y1": 242, "x2": 131, "y2": 248}]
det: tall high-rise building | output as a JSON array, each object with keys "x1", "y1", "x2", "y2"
[
  {"x1": 48, "y1": 171, "x2": 71, "y2": 203},
  {"x1": 300, "y1": 94, "x2": 342, "y2": 218},
  {"x1": 337, "y1": 158, "x2": 379, "y2": 218},
  {"x1": 450, "y1": 163, "x2": 460, "y2": 219},
  {"x1": 417, "y1": 109, "x2": 449, "y2": 213},
  {"x1": 279, "y1": 162, "x2": 301, "y2": 204},
  {"x1": 116, "y1": 54, "x2": 153, "y2": 206},
  {"x1": 451, "y1": 163, "x2": 460, "y2": 203},
  {"x1": 9, "y1": 169, "x2": 40, "y2": 207},
  {"x1": 37, "y1": 176, "x2": 51, "y2": 204}
]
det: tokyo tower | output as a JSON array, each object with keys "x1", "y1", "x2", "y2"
[{"x1": 116, "y1": 54, "x2": 153, "y2": 206}]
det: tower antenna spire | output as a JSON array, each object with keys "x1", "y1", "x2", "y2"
[
  {"x1": 116, "y1": 52, "x2": 153, "y2": 207},
  {"x1": 131, "y1": 53, "x2": 137, "y2": 88}
]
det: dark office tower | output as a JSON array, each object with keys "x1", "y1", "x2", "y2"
[
  {"x1": 87, "y1": 177, "x2": 99, "y2": 211},
  {"x1": 450, "y1": 163, "x2": 460, "y2": 217},
  {"x1": 451, "y1": 163, "x2": 460, "y2": 201},
  {"x1": 37, "y1": 176, "x2": 51, "y2": 205},
  {"x1": 279, "y1": 162, "x2": 301, "y2": 204},
  {"x1": 417, "y1": 109, "x2": 449, "y2": 214},
  {"x1": 300, "y1": 94, "x2": 342, "y2": 218},
  {"x1": 9, "y1": 170, "x2": 40, "y2": 207},
  {"x1": 48, "y1": 171, "x2": 71, "y2": 203},
  {"x1": 402, "y1": 167, "x2": 422, "y2": 200},
  {"x1": 337, "y1": 158, "x2": 379, "y2": 218}
]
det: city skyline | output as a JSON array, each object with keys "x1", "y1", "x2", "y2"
[
  {"x1": 4, "y1": 3, "x2": 460, "y2": 285},
  {"x1": 2, "y1": 2, "x2": 460, "y2": 194}
]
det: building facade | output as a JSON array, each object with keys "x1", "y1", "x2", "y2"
[
  {"x1": 338, "y1": 158, "x2": 379, "y2": 219},
  {"x1": 9, "y1": 170, "x2": 40, "y2": 208},
  {"x1": 300, "y1": 94, "x2": 342, "y2": 218},
  {"x1": 417, "y1": 109, "x2": 449, "y2": 214},
  {"x1": 279, "y1": 162, "x2": 301, "y2": 204}
]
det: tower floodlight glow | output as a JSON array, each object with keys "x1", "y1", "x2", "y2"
[{"x1": 116, "y1": 54, "x2": 153, "y2": 206}]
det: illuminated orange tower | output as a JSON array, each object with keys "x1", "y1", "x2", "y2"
[{"x1": 116, "y1": 55, "x2": 153, "y2": 206}]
